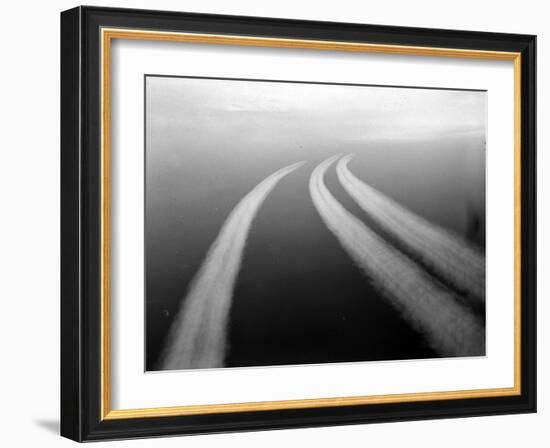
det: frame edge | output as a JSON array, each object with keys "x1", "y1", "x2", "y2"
[
  {"x1": 519, "y1": 33, "x2": 537, "y2": 415},
  {"x1": 61, "y1": 5, "x2": 84, "y2": 442}
]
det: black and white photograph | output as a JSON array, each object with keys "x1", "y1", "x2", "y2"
[{"x1": 145, "y1": 75, "x2": 487, "y2": 371}]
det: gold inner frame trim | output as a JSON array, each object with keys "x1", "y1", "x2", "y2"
[{"x1": 100, "y1": 27, "x2": 522, "y2": 421}]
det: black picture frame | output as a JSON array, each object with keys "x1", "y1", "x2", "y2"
[{"x1": 61, "y1": 5, "x2": 536, "y2": 442}]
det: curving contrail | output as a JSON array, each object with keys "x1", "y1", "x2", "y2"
[
  {"x1": 310, "y1": 155, "x2": 484, "y2": 356},
  {"x1": 336, "y1": 154, "x2": 485, "y2": 304},
  {"x1": 160, "y1": 161, "x2": 306, "y2": 370}
]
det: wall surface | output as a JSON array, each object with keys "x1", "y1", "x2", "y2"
[{"x1": 0, "y1": 0, "x2": 546, "y2": 446}]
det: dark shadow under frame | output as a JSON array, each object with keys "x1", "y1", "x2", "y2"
[{"x1": 61, "y1": 5, "x2": 536, "y2": 442}]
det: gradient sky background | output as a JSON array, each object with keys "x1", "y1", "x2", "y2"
[{"x1": 145, "y1": 76, "x2": 486, "y2": 370}]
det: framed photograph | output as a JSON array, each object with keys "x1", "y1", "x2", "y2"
[{"x1": 60, "y1": 6, "x2": 536, "y2": 441}]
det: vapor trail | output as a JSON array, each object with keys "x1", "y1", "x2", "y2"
[
  {"x1": 160, "y1": 161, "x2": 305, "y2": 370},
  {"x1": 310, "y1": 155, "x2": 484, "y2": 356},
  {"x1": 336, "y1": 154, "x2": 485, "y2": 304}
]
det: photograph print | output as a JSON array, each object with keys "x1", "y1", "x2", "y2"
[{"x1": 145, "y1": 75, "x2": 486, "y2": 372}]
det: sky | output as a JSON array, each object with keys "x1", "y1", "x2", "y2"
[{"x1": 146, "y1": 75, "x2": 486, "y2": 148}]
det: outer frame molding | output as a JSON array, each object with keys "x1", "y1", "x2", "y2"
[{"x1": 61, "y1": 6, "x2": 536, "y2": 442}]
